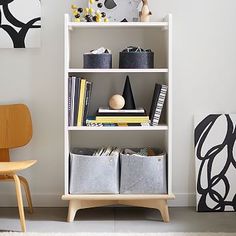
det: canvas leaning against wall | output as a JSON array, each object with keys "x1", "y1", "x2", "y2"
[
  {"x1": 194, "y1": 114, "x2": 236, "y2": 212},
  {"x1": 0, "y1": 0, "x2": 41, "y2": 48}
]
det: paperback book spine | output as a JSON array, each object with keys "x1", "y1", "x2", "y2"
[
  {"x1": 95, "y1": 116, "x2": 149, "y2": 123},
  {"x1": 149, "y1": 83, "x2": 162, "y2": 124},
  {"x1": 98, "y1": 108, "x2": 145, "y2": 113},
  {"x1": 96, "y1": 112, "x2": 146, "y2": 117},
  {"x1": 68, "y1": 77, "x2": 72, "y2": 126},
  {"x1": 83, "y1": 81, "x2": 93, "y2": 126},
  {"x1": 73, "y1": 77, "x2": 80, "y2": 126},
  {"x1": 77, "y1": 79, "x2": 86, "y2": 126},
  {"x1": 152, "y1": 85, "x2": 168, "y2": 126},
  {"x1": 70, "y1": 77, "x2": 76, "y2": 126}
]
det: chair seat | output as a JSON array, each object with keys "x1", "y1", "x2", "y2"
[{"x1": 0, "y1": 160, "x2": 37, "y2": 174}]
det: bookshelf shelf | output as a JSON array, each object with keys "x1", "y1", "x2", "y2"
[
  {"x1": 68, "y1": 21, "x2": 168, "y2": 29},
  {"x1": 68, "y1": 125, "x2": 168, "y2": 131},
  {"x1": 62, "y1": 193, "x2": 175, "y2": 201},
  {"x1": 68, "y1": 68, "x2": 168, "y2": 73},
  {"x1": 63, "y1": 14, "x2": 173, "y2": 223}
]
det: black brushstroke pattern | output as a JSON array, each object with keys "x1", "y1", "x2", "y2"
[
  {"x1": 104, "y1": 0, "x2": 117, "y2": 9},
  {"x1": 0, "y1": 0, "x2": 41, "y2": 48},
  {"x1": 0, "y1": 0, "x2": 14, "y2": 4},
  {"x1": 195, "y1": 114, "x2": 236, "y2": 212}
]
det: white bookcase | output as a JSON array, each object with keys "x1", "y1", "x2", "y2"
[{"x1": 62, "y1": 14, "x2": 174, "y2": 222}]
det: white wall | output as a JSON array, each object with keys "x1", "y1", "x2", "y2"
[{"x1": 1, "y1": 0, "x2": 236, "y2": 207}]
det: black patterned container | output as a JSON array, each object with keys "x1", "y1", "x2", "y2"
[
  {"x1": 119, "y1": 51, "x2": 154, "y2": 68},
  {"x1": 83, "y1": 53, "x2": 112, "y2": 69}
]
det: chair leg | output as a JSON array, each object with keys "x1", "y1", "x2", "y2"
[
  {"x1": 19, "y1": 176, "x2": 33, "y2": 213},
  {"x1": 1, "y1": 175, "x2": 34, "y2": 213},
  {"x1": 13, "y1": 174, "x2": 26, "y2": 232}
]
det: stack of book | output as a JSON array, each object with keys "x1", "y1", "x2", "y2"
[
  {"x1": 68, "y1": 76, "x2": 93, "y2": 126},
  {"x1": 92, "y1": 147, "x2": 121, "y2": 156},
  {"x1": 86, "y1": 108, "x2": 150, "y2": 127}
]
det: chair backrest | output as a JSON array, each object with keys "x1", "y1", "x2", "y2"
[{"x1": 0, "y1": 104, "x2": 32, "y2": 152}]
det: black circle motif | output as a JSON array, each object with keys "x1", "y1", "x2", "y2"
[
  {"x1": 0, "y1": 0, "x2": 41, "y2": 48},
  {"x1": 195, "y1": 114, "x2": 236, "y2": 212}
]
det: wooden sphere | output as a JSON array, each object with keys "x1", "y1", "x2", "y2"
[{"x1": 109, "y1": 94, "x2": 125, "y2": 110}]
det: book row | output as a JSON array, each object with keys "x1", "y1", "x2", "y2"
[
  {"x1": 68, "y1": 77, "x2": 92, "y2": 126},
  {"x1": 68, "y1": 77, "x2": 167, "y2": 127}
]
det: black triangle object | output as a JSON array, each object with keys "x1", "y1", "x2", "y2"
[
  {"x1": 121, "y1": 18, "x2": 128, "y2": 22},
  {"x1": 122, "y1": 76, "x2": 136, "y2": 109}
]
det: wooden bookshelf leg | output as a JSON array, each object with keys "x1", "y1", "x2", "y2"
[
  {"x1": 67, "y1": 200, "x2": 116, "y2": 222},
  {"x1": 67, "y1": 200, "x2": 80, "y2": 222},
  {"x1": 120, "y1": 199, "x2": 170, "y2": 223},
  {"x1": 157, "y1": 200, "x2": 170, "y2": 223}
]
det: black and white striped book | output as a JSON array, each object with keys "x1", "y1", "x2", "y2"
[{"x1": 149, "y1": 84, "x2": 168, "y2": 126}]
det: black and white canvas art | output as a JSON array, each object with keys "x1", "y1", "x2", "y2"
[
  {"x1": 0, "y1": 0, "x2": 41, "y2": 48},
  {"x1": 194, "y1": 114, "x2": 236, "y2": 212},
  {"x1": 89, "y1": 0, "x2": 142, "y2": 22}
]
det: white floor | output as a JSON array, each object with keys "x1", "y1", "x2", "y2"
[{"x1": 0, "y1": 207, "x2": 235, "y2": 233}]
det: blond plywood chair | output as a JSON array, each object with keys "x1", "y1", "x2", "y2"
[{"x1": 0, "y1": 104, "x2": 37, "y2": 232}]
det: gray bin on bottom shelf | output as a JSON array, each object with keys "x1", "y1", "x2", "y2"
[
  {"x1": 120, "y1": 148, "x2": 167, "y2": 194},
  {"x1": 69, "y1": 148, "x2": 119, "y2": 194}
]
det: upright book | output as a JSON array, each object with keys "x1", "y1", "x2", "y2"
[
  {"x1": 83, "y1": 81, "x2": 93, "y2": 126},
  {"x1": 68, "y1": 77, "x2": 72, "y2": 126},
  {"x1": 149, "y1": 83, "x2": 168, "y2": 126},
  {"x1": 73, "y1": 77, "x2": 81, "y2": 126},
  {"x1": 70, "y1": 77, "x2": 76, "y2": 126},
  {"x1": 77, "y1": 79, "x2": 86, "y2": 126}
]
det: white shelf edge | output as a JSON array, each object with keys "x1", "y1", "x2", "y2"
[
  {"x1": 68, "y1": 22, "x2": 168, "y2": 28},
  {"x1": 62, "y1": 193, "x2": 175, "y2": 200},
  {"x1": 68, "y1": 68, "x2": 168, "y2": 73},
  {"x1": 67, "y1": 125, "x2": 168, "y2": 131}
]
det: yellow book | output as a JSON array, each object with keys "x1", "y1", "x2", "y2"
[
  {"x1": 118, "y1": 123, "x2": 128, "y2": 126},
  {"x1": 95, "y1": 116, "x2": 149, "y2": 123},
  {"x1": 77, "y1": 79, "x2": 86, "y2": 126}
]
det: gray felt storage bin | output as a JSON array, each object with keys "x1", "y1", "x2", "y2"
[
  {"x1": 83, "y1": 53, "x2": 112, "y2": 69},
  {"x1": 119, "y1": 51, "x2": 154, "y2": 69},
  {"x1": 120, "y1": 148, "x2": 167, "y2": 194},
  {"x1": 69, "y1": 148, "x2": 119, "y2": 194}
]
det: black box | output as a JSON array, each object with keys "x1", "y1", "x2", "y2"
[
  {"x1": 119, "y1": 51, "x2": 154, "y2": 69},
  {"x1": 83, "y1": 53, "x2": 112, "y2": 69}
]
